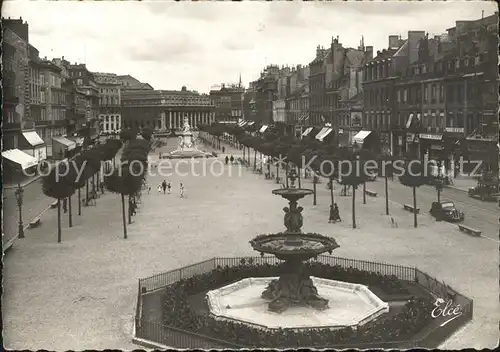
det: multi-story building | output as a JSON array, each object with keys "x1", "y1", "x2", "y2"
[
  {"x1": 116, "y1": 74, "x2": 154, "y2": 91},
  {"x1": 252, "y1": 65, "x2": 281, "y2": 125},
  {"x1": 363, "y1": 32, "x2": 419, "y2": 155},
  {"x1": 209, "y1": 81, "x2": 244, "y2": 124},
  {"x1": 308, "y1": 45, "x2": 330, "y2": 127},
  {"x1": 285, "y1": 65, "x2": 310, "y2": 137},
  {"x1": 67, "y1": 63, "x2": 100, "y2": 139},
  {"x1": 2, "y1": 17, "x2": 47, "y2": 163},
  {"x1": 121, "y1": 86, "x2": 215, "y2": 130},
  {"x1": 272, "y1": 67, "x2": 291, "y2": 134},
  {"x1": 94, "y1": 72, "x2": 122, "y2": 134},
  {"x1": 35, "y1": 58, "x2": 67, "y2": 156},
  {"x1": 325, "y1": 36, "x2": 372, "y2": 146}
]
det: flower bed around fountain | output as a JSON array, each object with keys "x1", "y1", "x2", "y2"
[{"x1": 159, "y1": 261, "x2": 435, "y2": 348}]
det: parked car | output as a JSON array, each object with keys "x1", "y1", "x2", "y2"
[{"x1": 429, "y1": 201, "x2": 465, "y2": 222}]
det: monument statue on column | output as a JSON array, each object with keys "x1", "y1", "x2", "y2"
[{"x1": 165, "y1": 114, "x2": 213, "y2": 159}]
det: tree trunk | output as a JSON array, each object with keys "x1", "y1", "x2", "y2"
[
  {"x1": 121, "y1": 194, "x2": 128, "y2": 239},
  {"x1": 78, "y1": 188, "x2": 82, "y2": 216},
  {"x1": 86, "y1": 179, "x2": 89, "y2": 204},
  {"x1": 413, "y1": 186, "x2": 418, "y2": 228},
  {"x1": 313, "y1": 176, "x2": 317, "y2": 205},
  {"x1": 57, "y1": 199, "x2": 62, "y2": 243},
  {"x1": 68, "y1": 195, "x2": 73, "y2": 228},
  {"x1": 352, "y1": 186, "x2": 357, "y2": 229},
  {"x1": 385, "y1": 174, "x2": 389, "y2": 215},
  {"x1": 243, "y1": 147, "x2": 245, "y2": 162},
  {"x1": 276, "y1": 163, "x2": 279, "y2": 183},
  {"x1": 363, "y1": 182, "x2": 366, "y2": 204},
  {"x1": 253, "y1": 149, "x2": 257, "y2": 170},
  {"x1": 267, "y1": 155, "x2": 271, "y2": 175},
  {"x1": 437, "y1": 189, "x2": 441, "y2": 203},
  {"x1": 128, "y1": 195, "x2": 132, "y2": 224},
  {"x1": 329, "y1": 177, "x2": 334, "y2": 206}
]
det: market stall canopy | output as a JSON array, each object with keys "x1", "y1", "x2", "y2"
[
  {"x1": 246, "y1": 121, "x2": 255, "y2": 126},
  {"x1": 259, "y1": 125, "x2": 268, "y2": 133},
  {"x1": 301, "y1": 127, "x2": 313, "y2": 137},
  {"x1": 352, "y1": 130, "x2": 372, "y2": 145},
  {"x1": 238, "y1": 120, "x2": 248, "y2": 127},
  {"x1": 2, "y1": 149, "x2": 38, "y2": 170},
  {"x1": 316, "y1": 128, "x2": 333, "y2": 142},
  {"x1": 22, "y1": 131, "x2": 45, "y2": 147},
  {"x1": 53, "y1": 136, "x2": 76, "y2": 151}
]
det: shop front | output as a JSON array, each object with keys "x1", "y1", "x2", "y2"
[
  {"x1": 419, "y1": 133, "x2": 443, "y2": 161},
  {"x1": 405, "y1": 133, "x2": 420, "y2": 158},
  {"x1": 52, "y1": 136, "x2": 77, "y2": 160},
  {"x1": 443, "y1": 127, "x2": 466, "y2": 171},
  {"x1": 19, "y1": 130, "x2": 47, "y2": 164}
]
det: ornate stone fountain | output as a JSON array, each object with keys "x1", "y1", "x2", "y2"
[
  {"x1": 165, "y1": 116, "x2": 214, "y2": 159},
  {"x1": 249, "y1": 168, "x2": 340, "y2": 313}
]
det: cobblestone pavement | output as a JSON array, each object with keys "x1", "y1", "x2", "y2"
[{"x1": 2, "y1": 140, "x2": 498, "y2": 350}]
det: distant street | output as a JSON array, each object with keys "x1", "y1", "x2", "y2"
[{"x1": 364, "y1": 178, "x2": 498, "y2": 241}]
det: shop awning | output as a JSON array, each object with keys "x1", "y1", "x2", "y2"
[
  {"x1": 238, "y1": 121, "x2": 247, "y2": 127},
  {"x1": 315, "y1": 127, "x2": 333, "y2": 141},
  {"x1": 53, "y1": 136, "x2": 76, "y2": 151},
  {"x1": 259, "y1": 125, "x2": 268, "y2": 133},
  {"x1": 246, "y1": 121, "x2": 255, "y2": 126},
  {"x1": 352, "y1": 130, "x2": 372, "y2": 144},
  {"x1": 2, "y1": 149, "x2": 38, "y2": 170},
  {"x1": 301, "y1": 127, "x2": 313, "y2": 137},
  {"x1": 22, "y1": 131, "x2": 45, "y2": 147}
]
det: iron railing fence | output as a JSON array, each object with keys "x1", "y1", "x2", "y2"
[{"x1": 135, "y1": 256, "x2": 472, "y2": 350}]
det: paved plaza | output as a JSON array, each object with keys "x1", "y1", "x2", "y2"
[{"x1": 2, "y1": 140, "x2": 498, "y2": 350}]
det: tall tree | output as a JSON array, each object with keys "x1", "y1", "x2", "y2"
[{"x1": 42, "y1": 161, "x2": 76, "y2": 243}]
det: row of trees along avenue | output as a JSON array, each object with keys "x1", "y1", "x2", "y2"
[
  {"x1": 199, "y1": 123, "x2": 429, "y2": 229},
  {"x1": 42, "y1": 139, "x2": 122, "y2": 243}
]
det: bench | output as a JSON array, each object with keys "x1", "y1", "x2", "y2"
[
  {"x1": 29, "y1": 217, "x2": 42, "y2": 228},
  {"x1": 403, "y1": 204, "x2": 420, "y2": 214},
  {"x1": 50, "y1": 200, "x2": 59, "y2": 209},
  {"x1": 364, "y1": 190, "x2": 378, "y2": 197},
  {"x1": 458, "y1": 224, "x2": 481, "y2": 237}
]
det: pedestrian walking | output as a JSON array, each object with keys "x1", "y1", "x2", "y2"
[
  {"x1": 100, "y1": 182, "x2": 105, "y2": 195},
  {"x1": 329, "y1": 204, "x2": 335, "y2": 223},
  {"x1": 222, "y1": 146, "x2": 225, "y2": 153},
  {"x1": 180, "y1": 182, "x2": 184, "y2": 198},
  {"x1": 230, "y1": 155, "x2": 234, "y2": 164},
  {"x1": 167, "y1": 181, "x2": 172, "y2": 194},
  {"x1": 333, "y1": 203, "x2": 341, "y2": 222},
  {"x1": 225, "y1": 155, "x2": 229, "y2": 165},
  {"x1": 162, "y1": 180, "x2": 167, "y2": 194},
  {"x1": 157, "y1": 184, "x2": 162, "y2": 194},
  {"x1": 148, "y1": 186, "x2": 151, "y2": 194}
]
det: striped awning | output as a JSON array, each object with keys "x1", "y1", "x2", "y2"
[
  {"x1": 2, "y1": 149, "x2": 38, "y2": 170},
  {"x1": 301, "y1": 127, "x2": 313, "y2": 137},
  {"x1": 316, "y1": 128, "x2": 333, "y2": 142},
  {"x1": 238, "y1": 120, "x2": 247, "y2": 127}
]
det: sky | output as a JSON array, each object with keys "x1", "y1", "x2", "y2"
[{"x1": 3, "y1": 0, "x2": 497, "y2": 93}]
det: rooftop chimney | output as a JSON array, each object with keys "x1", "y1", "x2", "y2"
[{"x1": 389, "y1": 35, "x2": 400, "y2": 49}]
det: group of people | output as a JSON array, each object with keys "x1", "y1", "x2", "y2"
[
  {"x1": 329, "y1": 203, "x2": 341, "y2": 223},
  {"x1": 224, "y1": 155, "x2": 235, "y2": 165},
  {"x1": 149, "y1": 179, "x2": 185, "y2": 198}
]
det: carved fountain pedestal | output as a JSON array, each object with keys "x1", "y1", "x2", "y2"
[{"x1": 250, "y1": 168, "x2": 340, "y2": 313}]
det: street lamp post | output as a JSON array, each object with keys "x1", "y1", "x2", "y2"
[{"x1": 15, "y1": 182, "x2": 25, "y2": 239}]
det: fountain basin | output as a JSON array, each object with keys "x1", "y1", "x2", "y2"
[
  {"x1": 250, "y1": 233, "x2": 339, "y2": 261},
  {"x1": 206, "y1": 277, "x2": 389, "y2": 330},
  {"x1": 272, "y1": 188, "x2": 314, "y2": 200}
]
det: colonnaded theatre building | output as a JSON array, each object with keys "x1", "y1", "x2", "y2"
[{"x1": 121, "y1": 85, "x2": 216, "y2": 130}]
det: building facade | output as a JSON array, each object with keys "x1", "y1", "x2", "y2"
[
  {"x1": 121, "y1": 86, "x2": 215, "y2": 130},
  {"x1": 209, "y1": 83, "x2": 244, "y2": 124},
  {"x1": 94, "y1": 72, "x2": 122, "y2": 134}
]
